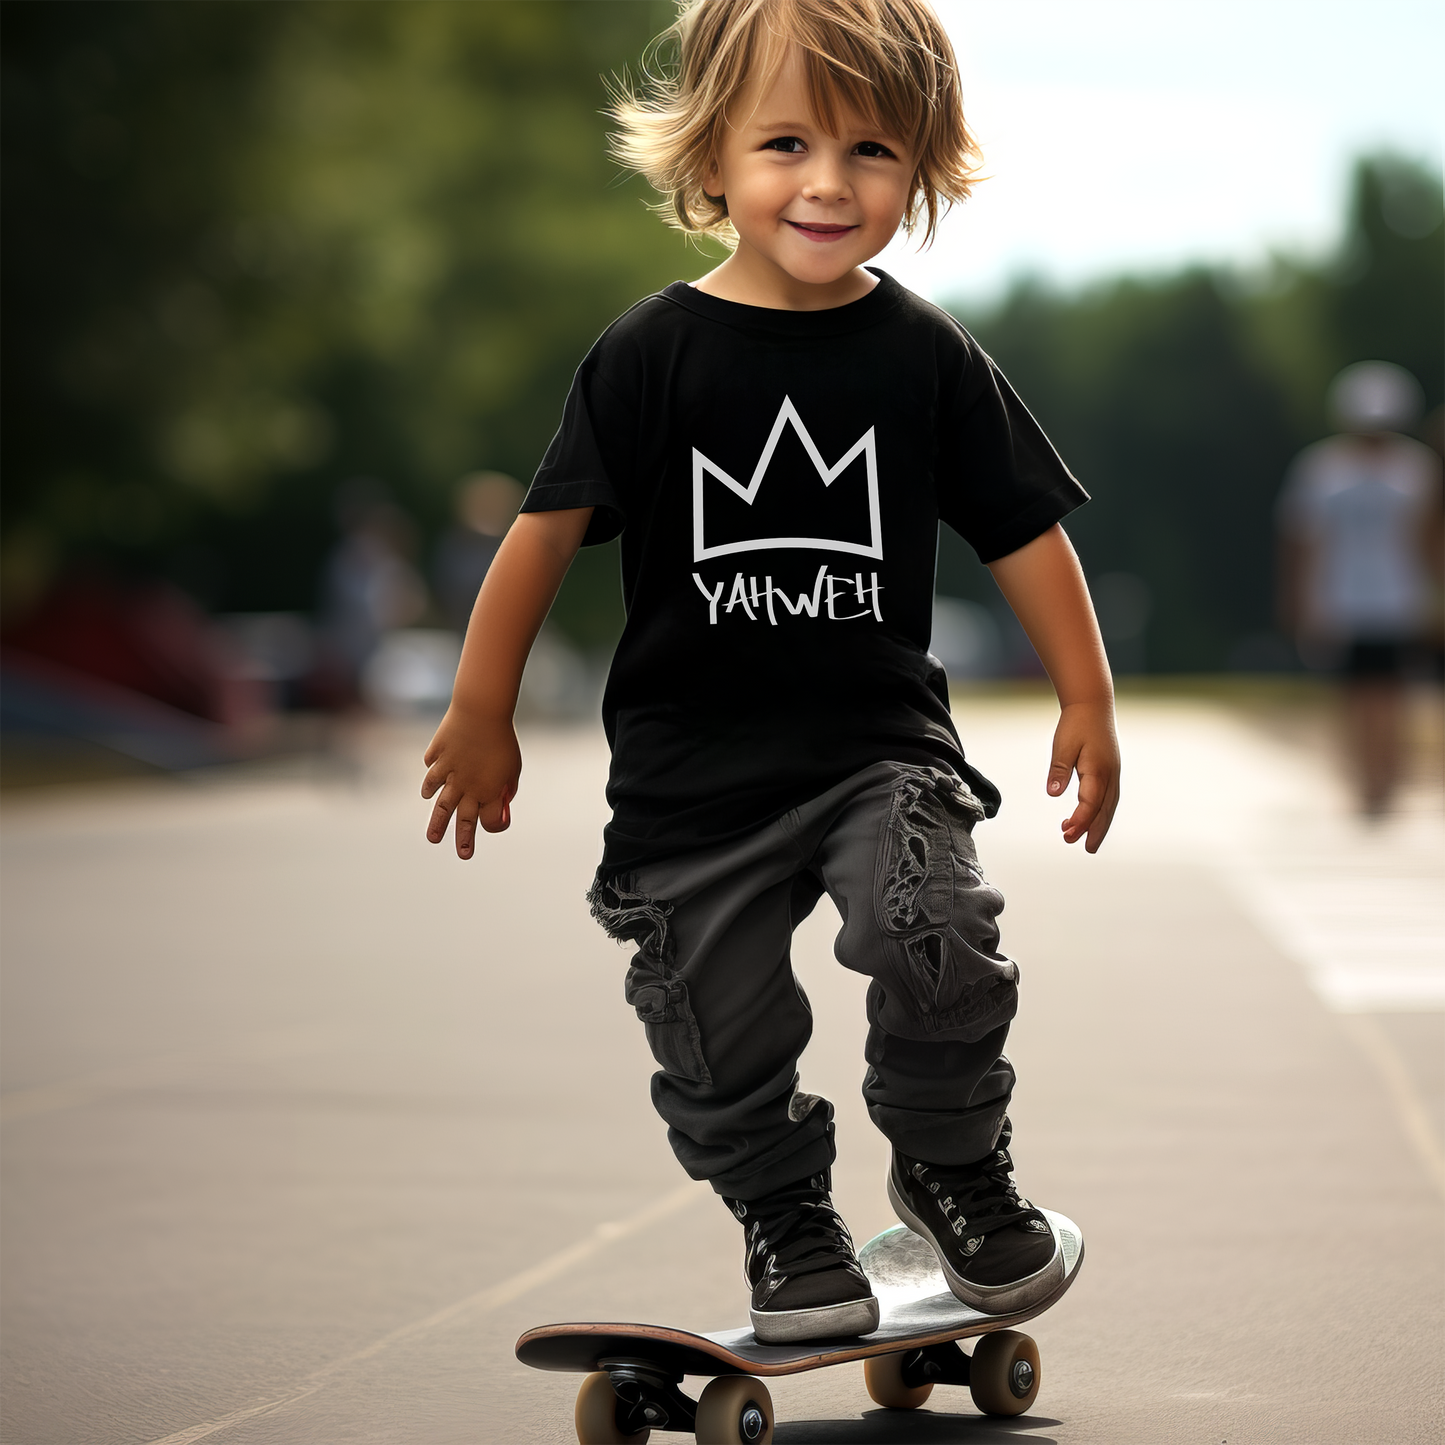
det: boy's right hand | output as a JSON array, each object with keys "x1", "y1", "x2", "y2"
[
  {"x1": 418, "y1": 506, "x2": 592, "y2": 861},
  {"x1": 421, "y1": 706, "x2": 521, "y2": 859}
]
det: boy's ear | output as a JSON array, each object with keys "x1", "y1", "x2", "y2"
[{"x1": 702, "y1": 152, "x2": 722, "y2": 199}]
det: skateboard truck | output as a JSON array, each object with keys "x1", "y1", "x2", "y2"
[
  {"x1": 902, "y1": 1338, "x2": 1048, "y2": 1404},
  {"x1": 899, "y1": 1339, "x2": 972, "y2": 1390},
  {"x1": 585, "y1": 1357, "x2": 775, "y2": 1441},
  {"x1": 597, "y1": 1358, "x2": 698, "y2": 1435}
]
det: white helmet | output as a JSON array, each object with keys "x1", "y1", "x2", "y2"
[{"x1": 1328, "y1": 360, "x2": 1424, "y2": 433}]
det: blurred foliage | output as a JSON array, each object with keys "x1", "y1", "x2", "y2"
[
  {"x1": 2, "y1": 0, "x2": 691, "y2": 643},
  {"x1": 3, "y1": 0, "x2": 1441, "y2": 672},
  {"x1": 943, "y1": 154, "x2": 1444, "y2": 671}
]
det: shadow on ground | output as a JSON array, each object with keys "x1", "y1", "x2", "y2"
[{"x1": 777, "y1": 1410, "x2": 1061, "y2": 1442}]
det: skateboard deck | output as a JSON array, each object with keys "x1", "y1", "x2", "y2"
[{"x1": 517, "y1": 1209, "x2": 1084, "y2": 1441}]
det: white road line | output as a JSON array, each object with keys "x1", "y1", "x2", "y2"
[
  {"x1": 138, "y1": 1389, "x2": 322, "y2": 1445},
  {"x1": 1340, "y1": 1013, "x2": 1445, "y2": 1205},
  {"x1": 1227, "y1": 867, "x2": 1445, "y2": 1013},
  {"x1": 141, "y1": 1180, "x2": 705, "y2": 1445},
  {"x1": 1224, "y1": 852, "x2": 1445, "y2": 1202}
]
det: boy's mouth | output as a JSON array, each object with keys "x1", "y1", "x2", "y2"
[{"x1": 785, "y1": 220, "x2": 858, "y2": 242}]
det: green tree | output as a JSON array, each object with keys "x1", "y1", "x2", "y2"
[
  {"x1": 3, "y1": 2, "x2": 286, "y2": 607},
  {"x1": 949, "y1": 155, "x2": 1443, "y2": 672},
  {"x1": 3, "y1": 0, "x2": 693, "y2": 642}
]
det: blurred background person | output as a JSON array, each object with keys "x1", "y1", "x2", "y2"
[
  {"x1": 1421, "y1": 404, "x2": 1445, "y2": 702},
  {"x1": 431, "y1": 472, "x2": 524, "y2": 636},
  {"x1": 1277, "y1": 361, "x2": 1444, "y2": 814},
  {"x1": 315, "y1": 479, "x2": 428, "y2": 708}
]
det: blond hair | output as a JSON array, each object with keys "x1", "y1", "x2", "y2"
[{"x1": 609, "y1": 0, "x2": 980, "y2": 248}]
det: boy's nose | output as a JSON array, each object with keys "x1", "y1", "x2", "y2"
[{"x1": 801, "y1": 155, "x2": 850, "y2": 204}]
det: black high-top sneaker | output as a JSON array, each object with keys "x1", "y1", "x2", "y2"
[
  {"x1": 723, "y1": 1172, "x2": 880, "y2": 1344},
  {"x1": 887, "y1": 1119, "x2": 1064, "y2": 1315}
]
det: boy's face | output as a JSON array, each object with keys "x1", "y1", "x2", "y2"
[{"x1": 704, "y1": 47, "x2": 916, "y2": 296}]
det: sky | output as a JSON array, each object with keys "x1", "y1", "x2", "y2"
[{"x1": 875, "y1": 0, "x2": 1444, "y2": 307}]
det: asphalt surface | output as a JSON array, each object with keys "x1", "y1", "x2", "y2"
[{"x1": 2, "y1": 695, "x2": 1442, "y2": 1444}]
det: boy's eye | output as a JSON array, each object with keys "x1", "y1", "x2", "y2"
[
  {"x1": 762, "y1": 136, "x2": 807, "y2": 154},
  {"x1": 854, "y1": 141, "x2": 898, "y2": 159}
]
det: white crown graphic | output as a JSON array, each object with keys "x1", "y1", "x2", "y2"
[{"x1": 692, "y1": 397, "x2": 882, "y2": 562}]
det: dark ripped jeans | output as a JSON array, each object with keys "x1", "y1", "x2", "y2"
[{"x1": 589, "y1": 762, "x2": 1018, "y2": 1200}]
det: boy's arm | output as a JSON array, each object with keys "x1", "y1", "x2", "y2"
[
  {"x1": 986, "y1": 524, "x2": 1120, "y2": 852},
  {"x1": 422, "y1": 507, "x2": 593, "y2": 858}
]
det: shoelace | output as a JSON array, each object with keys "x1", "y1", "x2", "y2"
[
  {"x1": 737, "y1": 1184, "x2": 865, "y2": 1287},
  {"x1": 908, "y1": 1143, "x2": 1041, "y2": 1240}
]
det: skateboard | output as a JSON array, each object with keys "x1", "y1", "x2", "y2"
[{"x1": 516, "y1": 1208, "x2": 1084, "y2": 1443}]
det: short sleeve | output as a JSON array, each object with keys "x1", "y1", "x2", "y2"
[
  {"x1": 521, "y1": 347, "x2": 635, "y2": 547},
  {"x1": 936, "y1": 333, "x2": 1088, "y2": 563}
]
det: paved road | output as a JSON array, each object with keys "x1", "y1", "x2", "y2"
[{"x1": 2, "y1": 696, "x2": 1441, "y2": 1444}]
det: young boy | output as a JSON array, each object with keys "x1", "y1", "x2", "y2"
[{"x1": 423, "y1": 0, "x2": 1119, "y2": 1345}]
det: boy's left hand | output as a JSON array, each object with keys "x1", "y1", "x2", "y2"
[{"x1": 1046, "y1": 700, "x2": 1120, "y2": 852}]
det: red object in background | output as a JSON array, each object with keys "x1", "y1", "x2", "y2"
[{"x1": 3, "y1": 575, "x2": 266, "y2": 727}]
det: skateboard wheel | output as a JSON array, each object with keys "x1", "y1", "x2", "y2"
[
  {"x1": 969, "y1": 1330, "x2": 1041, "y2": 1417},
  {"x1": 694, "y1": 1375, "x2": 774, "y2": 1444},
  {"x1": 574, "y1": 1370, "x2": 650, "y2": 1444},
  {"x1": 863, "y1": 1352, "x2": 934, "y2": 1410}
]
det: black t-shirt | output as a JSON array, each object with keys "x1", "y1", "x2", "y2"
[{"x1": 522, "y1": 269, "x2": 1086, "y2": 873}]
